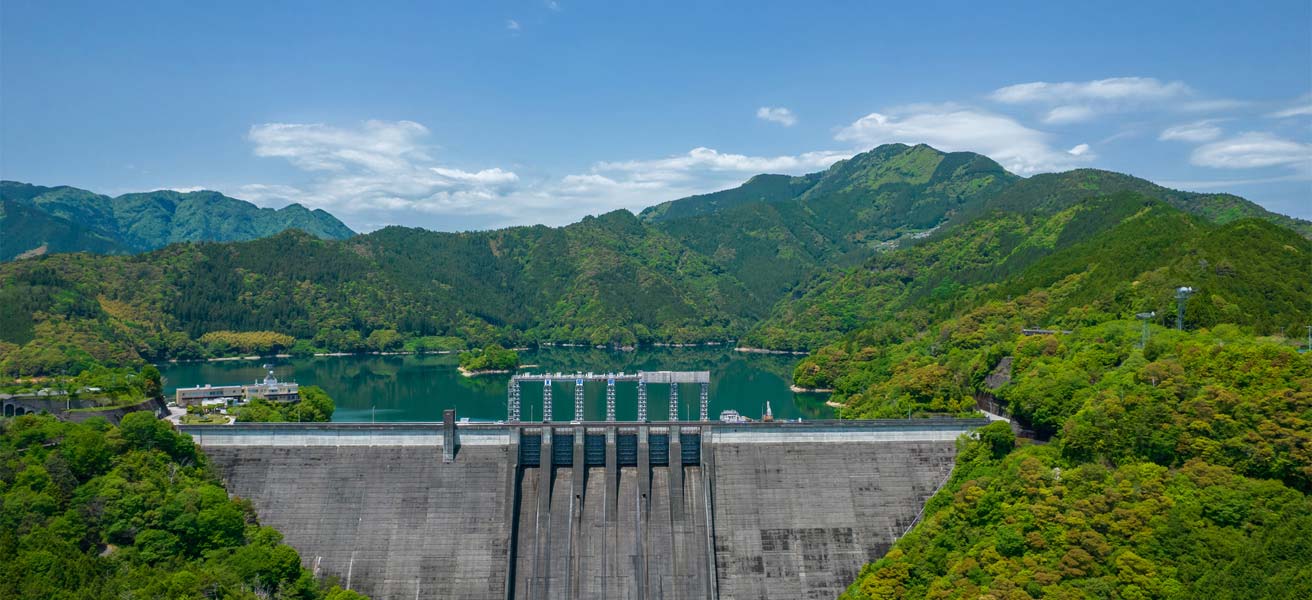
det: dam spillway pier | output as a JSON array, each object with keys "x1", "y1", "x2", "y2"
[{"x1": 187, "y1": 417, "x2": 984, "y2": 599}]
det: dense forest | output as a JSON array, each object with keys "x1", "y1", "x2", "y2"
[
  {"x1": 838, "y1": 326, "x2": 1311, "y2": 599},
  {"x1": 3, "y1": 144, "x2": 1306, "y2": 377},
  {"x1": 0, "y1": 413, "x2": 365, "y2": 599}
]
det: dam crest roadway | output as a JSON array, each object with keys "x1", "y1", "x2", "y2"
[{"x1": 185, "y1": 369, "x2": 986, "y2": 599}]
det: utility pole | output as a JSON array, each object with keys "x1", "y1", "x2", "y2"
[
  {"x1": 1175, "y1": 287, "x2": 1194, "y2": 331},
  {"x1": 1136, "y1": 311, "x2": 1156, "y2": 349}
]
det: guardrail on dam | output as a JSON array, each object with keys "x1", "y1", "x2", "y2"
[{"x1": 184, "y1": 417, "x2": 986, "y2": 600}]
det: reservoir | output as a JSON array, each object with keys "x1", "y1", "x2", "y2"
[{"x1": 159, "y1": 346, "x2": 834, "y2": 422}]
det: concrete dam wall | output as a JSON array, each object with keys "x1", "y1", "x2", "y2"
[{"x1": 189, "y1": 419, "x2": 983, "y2": 599}]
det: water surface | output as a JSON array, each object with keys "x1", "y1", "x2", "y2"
[{"x1": 160, "y1": 347, "x2": 833, "y2": 422}]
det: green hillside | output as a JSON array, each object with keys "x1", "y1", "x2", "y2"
[
  {"x1": 0, "y1": 181, "x2": 355, "y2": 260},
  {"x1": 639, "y1": 172, "x2": 822, "y2": 222},
  {"x1": 789, "y1": 199, "x2": 1311, "y2": 406},
  {"x1": 0, "y1": 413, "x2": 362, "y2": 599},
  {"x1": 744, "y1": 168, "x2": 1312, "y2": 350},
  {"x1": 0, "y1": 209, "x2": 757, "y2": 374},
  {"x1": 647, "y1": 145, "x2": 1019, "y2": 312},
  {"x1": 2, "y1": 144, "x2": 1308, "y2": 376},
  {"x1": 828, "y1": 299, "x2": 1312, "y2": 599},
  {"x1": 845, "y1": 344, "x2": 1312, "y2": 599},
  {"x1": 970, "y1": 168, "x2": 1312, "y2": 236},
  {"x1": 0, "y1": 199, "x2": 129, "y2": 260}
]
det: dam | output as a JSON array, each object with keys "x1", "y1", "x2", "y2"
[{"x1": 184, "y1": 371, "x2": 985, "y2": 599}]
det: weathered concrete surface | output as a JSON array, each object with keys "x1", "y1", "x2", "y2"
[
  {"x1": 709, "y1": 440, "x2": 956, "y2": 599},
  {"x1": 192, "y1": 421, "x2": 977, "y2": 600},
  {"x1": 203, "y1": 444, "x2": 511, "y2": 600}
]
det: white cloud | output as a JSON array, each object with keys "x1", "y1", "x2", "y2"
[
  {"x1": 1099, "y1": 129, "x2": 1142, "y2": 144},
  {"x1": 240, "y1": 120, "x2": 527, "y2": 226},
  {"x1": 1178, "y1": 99, "x2": 1248, "y2": 113},
  {"x1": 596, "y1": 146, "x2": 848, "y2": 178},
  {"x1": 1067, "y1": 144, "x2": 1091, "y2": 156},
  {"x1": 992, "y1": 77, "x2": 1240, "y2": 122},
  {"x1": 249, "y1": 120, "x2": 432, "y2": 172},
  {"x1": 1158, "y1": 120, "x2": 1224, "y2": 143},
  {"x1": 239, "y1": 119, "x2": 855, "y2": 230},
  {"x1": 992, "y1": 77, "x2": 1190, "y2": 105},
  {"x1": 430, "y1": 167, "x2": 519, "y2": 185},
  {"x1": 834, "y1": 104, "x2": 1093, "y2": 174},
  {"x1": 506, "y1": 19, "x2": 521, "y2": 31},
  {"x1": 166, "y1": 186, "x2": 206, "y2": 193},
  {"x1": 1190, "y1": 132, "x2": 1312, "y2": 170},
  {"x1": 756, "y1": 106, "x2": 797, "y2": 127},
  {"x1": 1155, "y1": 174, "x2": 1310, "y2": 189},
  {"x1": 545, "y1": 0, "x2": 561, "y2": 10},
  {"x1": 1269, "y1": 104, "x2": 1312, "y2": 118},
  {"x1": 1042, "y1": 105, "x2": 1097, "y2": 124}
]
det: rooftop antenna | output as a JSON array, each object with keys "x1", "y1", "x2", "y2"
[
  {"x1": 1175, "y1": 286, "x2": 1194, "y2": 331},
  {"x1": 1136, "y1": 311, "x2": 1156, "y2": 348}
]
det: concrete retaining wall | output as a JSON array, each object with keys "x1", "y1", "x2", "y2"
[{"x1": 2, "y1": 396, "x2": 166, "y2": 424}]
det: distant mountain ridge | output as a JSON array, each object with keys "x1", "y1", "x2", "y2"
[{"x1": 0, "y1": 181, "x2": 355, "y2": 261}]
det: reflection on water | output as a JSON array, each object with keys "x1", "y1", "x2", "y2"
[{"x1": 160, "y1": 347, "x2": 833, "y2": 422}]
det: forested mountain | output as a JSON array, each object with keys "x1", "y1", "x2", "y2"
[
  {"x1": 0, "y1": 210, "x2": 756, "y2": 374},
  {"x1": 746, "y1": 190, "x2": 1312, "y2": 350},
  {"x1": 1, "y1": 144, "x2": 1308, "y2": 376},
  {"x1": 0, "y1": 181, "x2": 354, "y2": 261},
  {"x1": 646, "y1": 144, "x2": 1020, "y2": 314},
  {"x1": 808, "y1": 207, "x2": 1312, "y2": 600},
  {"x1": 1, "y1": 199, "x2": 130, "y2": 259}
]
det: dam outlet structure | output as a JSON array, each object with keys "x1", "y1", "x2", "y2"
[{"x1": 185, "y1": 371, "x2": 985, "y2": 599}]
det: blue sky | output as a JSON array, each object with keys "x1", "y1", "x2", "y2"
[{"x1": 3, "y1": 0, "x2": 1309, "y2": 232}]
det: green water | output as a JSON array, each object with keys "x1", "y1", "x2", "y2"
[{"x1": 159, "y1": 347, "x2": 834, "y2": 422}]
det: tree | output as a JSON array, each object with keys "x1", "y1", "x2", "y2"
[
  {"x1": 0, "y1": 414, "x2": 349, "y2": 599},
  {"x1": 366, "y1": 329, "x2": 403, "y2": 352},
  {"x1": 458, "y1": 344, "x2": 519, "y2": 372},
  {"x1": 977, "y1": 421, "x2": 1015, "y2": 460},
  {"x1": 141, "y1": 364, "x2": 163, "y2": 400}
]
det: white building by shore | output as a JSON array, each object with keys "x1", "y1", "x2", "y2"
[{"x1": 175, "y1": 369, "x2": 299, "y2": 407}]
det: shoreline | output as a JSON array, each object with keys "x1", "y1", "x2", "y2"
[
  {"x1": 158, "y1": 341, "x2": 795, "y2": 367},
  {"x1": 457, "y1": 366, "x2": 513, "y2": 378},
  {"x1": 789, "y1": 384, "x2": 835, "y2": 393},
  {"x1": 735, "y1": 346, "x2": 809, "y2": 356}
]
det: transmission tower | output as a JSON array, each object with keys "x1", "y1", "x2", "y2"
[
  {"x1": 1136, "y1": 311, "x2": 1156, "y2": 348},
  {"x1": 1175, "y1": 286, "x2": 1194, "y2": 331}
]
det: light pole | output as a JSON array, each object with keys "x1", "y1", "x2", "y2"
[
  {"x1": 1175, "y1": 287, "x2": 1194, "y2": 331},
  {"x1": 1136, "y1": 311, "x2": 1156, "y2": 349}
]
